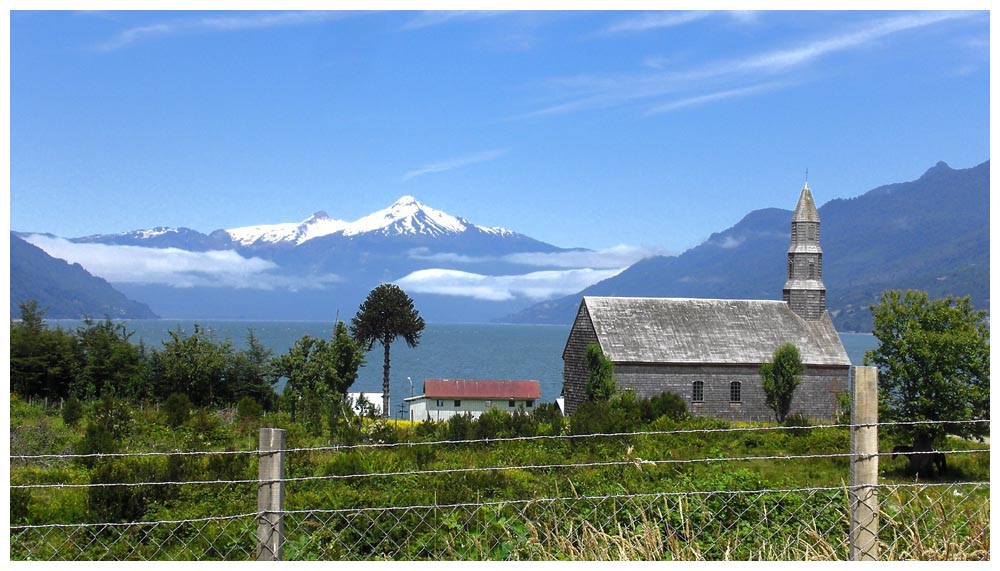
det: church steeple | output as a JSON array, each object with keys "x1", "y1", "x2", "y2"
[{"x1": 783, "y1": 182, "x2": 826, "y2": 320}]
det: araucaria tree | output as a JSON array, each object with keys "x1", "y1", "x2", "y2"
[
  {"x1": 760, "y1": 343, "x2": 804, "y2": 423},
  {"x1": 351, "y1": 284, "x2": 425, "y2": 418},
  {"x1": 865, "y1": 290, "x2": 989, "y2": 473}
]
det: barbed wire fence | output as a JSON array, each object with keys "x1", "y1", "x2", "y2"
[{"x1": 10, "y1": 369, "x2": 991, "y2": 561}]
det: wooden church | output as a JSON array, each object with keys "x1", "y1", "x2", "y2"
[{"x1": 561, "y1": 183, "x2": 851, "y2": 421}]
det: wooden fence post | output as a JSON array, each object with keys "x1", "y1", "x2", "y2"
[
  {"x1": 850, "y1": 366, "x2": 879, "y2": 561},
  {"x1": 257, "y1": 428, "x2": 286, "y2": 561}
]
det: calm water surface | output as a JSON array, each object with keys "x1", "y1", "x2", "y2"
[{"x1": 47, "y1": 320, "x2": 878, "y2": 408}]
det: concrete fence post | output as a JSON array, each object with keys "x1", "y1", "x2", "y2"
[
  {"x1": 849, "y1": 366, "x2": 879, "y2": 561},
  {"x1": 257, "y1": 428, "x2": 286, "y2": 561}
]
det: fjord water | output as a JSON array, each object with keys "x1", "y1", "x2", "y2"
[{"x1": 47, "y1": 321, "x2": 878, "y2": 407}]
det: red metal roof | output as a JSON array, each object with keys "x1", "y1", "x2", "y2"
[{"x1": 423, "y1": 379, "x2": 541, "y2": 400}]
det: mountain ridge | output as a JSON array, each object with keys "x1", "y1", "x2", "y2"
[
  {"x1": 501, "y1": 160, "x2": 990, "y2": 332},
  {"x1": 10, "y1": 233, "x2": 159, "y2": 319},
  {"x1": 11, "y1": 160, "x2": 988, "y2": 328}
]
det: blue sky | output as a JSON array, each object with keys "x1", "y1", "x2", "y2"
[{"x1": 8, "y1": 8, "x2": 990, "y2": 254}]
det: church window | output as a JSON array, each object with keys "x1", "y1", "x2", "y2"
[
  {"x1": 692, "y1": 381, "x2": 704, "y2": 402},
  {"x1": 730, "y1": 381, "x2": 742, "y2": 403}
]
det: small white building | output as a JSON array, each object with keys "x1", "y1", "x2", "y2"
[{"x1": 405, "y1": 379, "x2": 542, "y2": 422}]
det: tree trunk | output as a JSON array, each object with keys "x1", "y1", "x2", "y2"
[{"x1": 382, "y1": 338, "x2": 391, "y2": 419}]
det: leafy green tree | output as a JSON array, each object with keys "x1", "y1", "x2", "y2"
[
  {"x1": 275, "y1": 335, "x2": 333, "y2": 421},
  {"x1": 228, "y1": 329, "x2": 278, "y2": 410},
  {"x1": 760, "y1": 343, "x2": 805, "y2": 424},
  {"x1": 75, "y1": 318, "x2": 144, "y2": 400},
  {"x1": 351, "y1": 284, "x2": 425, "y2": 418},
  {"x1": 584, "y1": 343, "x2": 617, "y2": 402},
  {"x1": 152, "y1": 325, "x2": 232, "y2": 407},
  {"x1": 329, "y1": 321, "x2": 364, "y2": 396},
  {"x1": 864, "y1": 290, "x2": 989, "y2": 473},
  {"x1": 10, "y1": 301, "x2": 80, "y2": 400}
]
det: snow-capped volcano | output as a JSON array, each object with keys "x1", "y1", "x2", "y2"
[
  {"x1": 226, "y1": 211, "x2": 348, "y2": 247},
  {"x1": 225, "y1": 196, "x2": 514, "y2": 245},
  {"x1": 345, "y1": 195, "x2": 472, "y2": 237}
]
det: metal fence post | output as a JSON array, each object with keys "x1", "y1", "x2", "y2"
[
  {"x1": 257, "y1": 428, "x2": 286, "y2": 561},
  {"x1": 849, "y1": 366, "x2": 879, "y2": 561}
]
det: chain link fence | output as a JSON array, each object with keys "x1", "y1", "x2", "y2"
[{"x1": 10, "y1": 424, "x2": 989, "y2": 560}]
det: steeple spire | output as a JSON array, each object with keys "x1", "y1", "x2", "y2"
[{"x1": 783, "y1": 182, "x2": 826, "y2": 320}]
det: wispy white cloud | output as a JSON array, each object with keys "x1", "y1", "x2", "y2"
[
  {"x1": 396, "y1": 267, "x2": 625, "y2": 302},
  {"x1": 24, "y1": 235, "x2": 341, "y2": 290},
  {"x1": 406, "y1": 244, "x2": 662, "y2": 269},
  {"x1": 646, "y1": 81, "x2": 786, "y2": 115},
  {"x1": 601, "y1": 11, "x2": 712, "y2": 35},
  {"x1": 600, "y1": 10, "x2": 758, "y2": 36},
  {"x1": 520, "y1": 11, "x2": 974, "y2": 119},
  {"x1": 503, "y1": 245, "x2": 662, "y2": 269},
  {"x1": 401, "y1": 11, "x2": 510, "y2": 31},
  {"x1": 402, "y1": 149, "x2": 508, "y2": 181},
  {"x1": 97, "y1": 11, "x2": 357, "y2": 51}
]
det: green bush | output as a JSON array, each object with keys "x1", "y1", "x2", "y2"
[
  {"x1": 235, "y1": 396, "x2": 264, "y2": 424},
  {"x1": 61, "y1": 395, "x2": 84, "y2": 427},
  {"x1": 163, "y1": 393, "x2": 192, "y2": 428},
  {"x1": 74, "y1": 422, "x2": 118, "y2": 469},
  {"x1": 475, "y1": 408, "x2": 505, "y2": 440},
  {"x1": 445, "y1": 413, "x2": 475, "y2": 441},
  {"x1": 87, "y1": 457, "x2": 167, "y2": 522},
  {"x1": 644, "y1": 391, "x2": 689, "y2": 422},
  {"x1": 10, "y1": 487, "x2": 31, "y2": 525}
]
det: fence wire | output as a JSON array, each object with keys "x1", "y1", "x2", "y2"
[
  {"x1": 10, "y1": 482, "x2": 988, "y2": 561},
  {"x1": 10, "y1": 422, "x2": 991, "y2": 561}
]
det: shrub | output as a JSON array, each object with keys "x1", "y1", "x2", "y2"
[
  {"x1": 445, "y1": 413, "x2": 475, "y2": 441},
  {"x1": 532, "y1": 402, "x2": 563, "y2": 425},
  {"x1": 74, "y1": 422, "x2": 118, "y2": 469},
  {"x1": 10, "y1": 488, "x2": 31, "y2": 525},
  {"x1": 235, "y1": 396, "x2": 264, "y2": 424},
  {"x1": 505, "y1": 409, "x2": 539, "y2": 438},
  {"x1": 163, "y1": 393, "x2": 192, "y2": 428},
  {"x1": 91, "y1": 394, "x2": 133, "y2": 438},
  {"x1": 782, "y1": 413, "x2": 812, "y2": 437},
  {"x1": 61, "y1": 395, "x2": 84, "y2": 427},
  {"x1": 646, "y1": 391, "x2": 689, "y2": 422},
  {"x1": 414, "y1": 418, "x2": 438, "y2": 440},
  {"x1": 475, "y1": 408, "x2": 506, "y2": 440},
  {"x1": 87, "y1": 457, "x2": 166, "y2": 522},
  {"x1": 570, "y1": 400, "x2": 627, "y2": 435}
]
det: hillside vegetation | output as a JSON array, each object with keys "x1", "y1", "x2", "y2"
[{"x1": 10, "y1": 393, "x2": 989, "y2": 560}]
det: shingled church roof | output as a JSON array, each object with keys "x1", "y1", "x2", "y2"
[{"x1": 579, "y1": 296, "x2": 850, "y2": 366}]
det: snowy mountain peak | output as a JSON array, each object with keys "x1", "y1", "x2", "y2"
[
  {"x1": 224, "y1": 196, "x2": 518, "y2": 245},
  {"x1": 344, "y1": 196, "x2": 470, "y2": 237},
  {"x1": 393, "y1": 195, "x2": 419, "y2": 207},
  {"x1": 226, "y1": 211, "x2": 348, "y2": 247}
]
